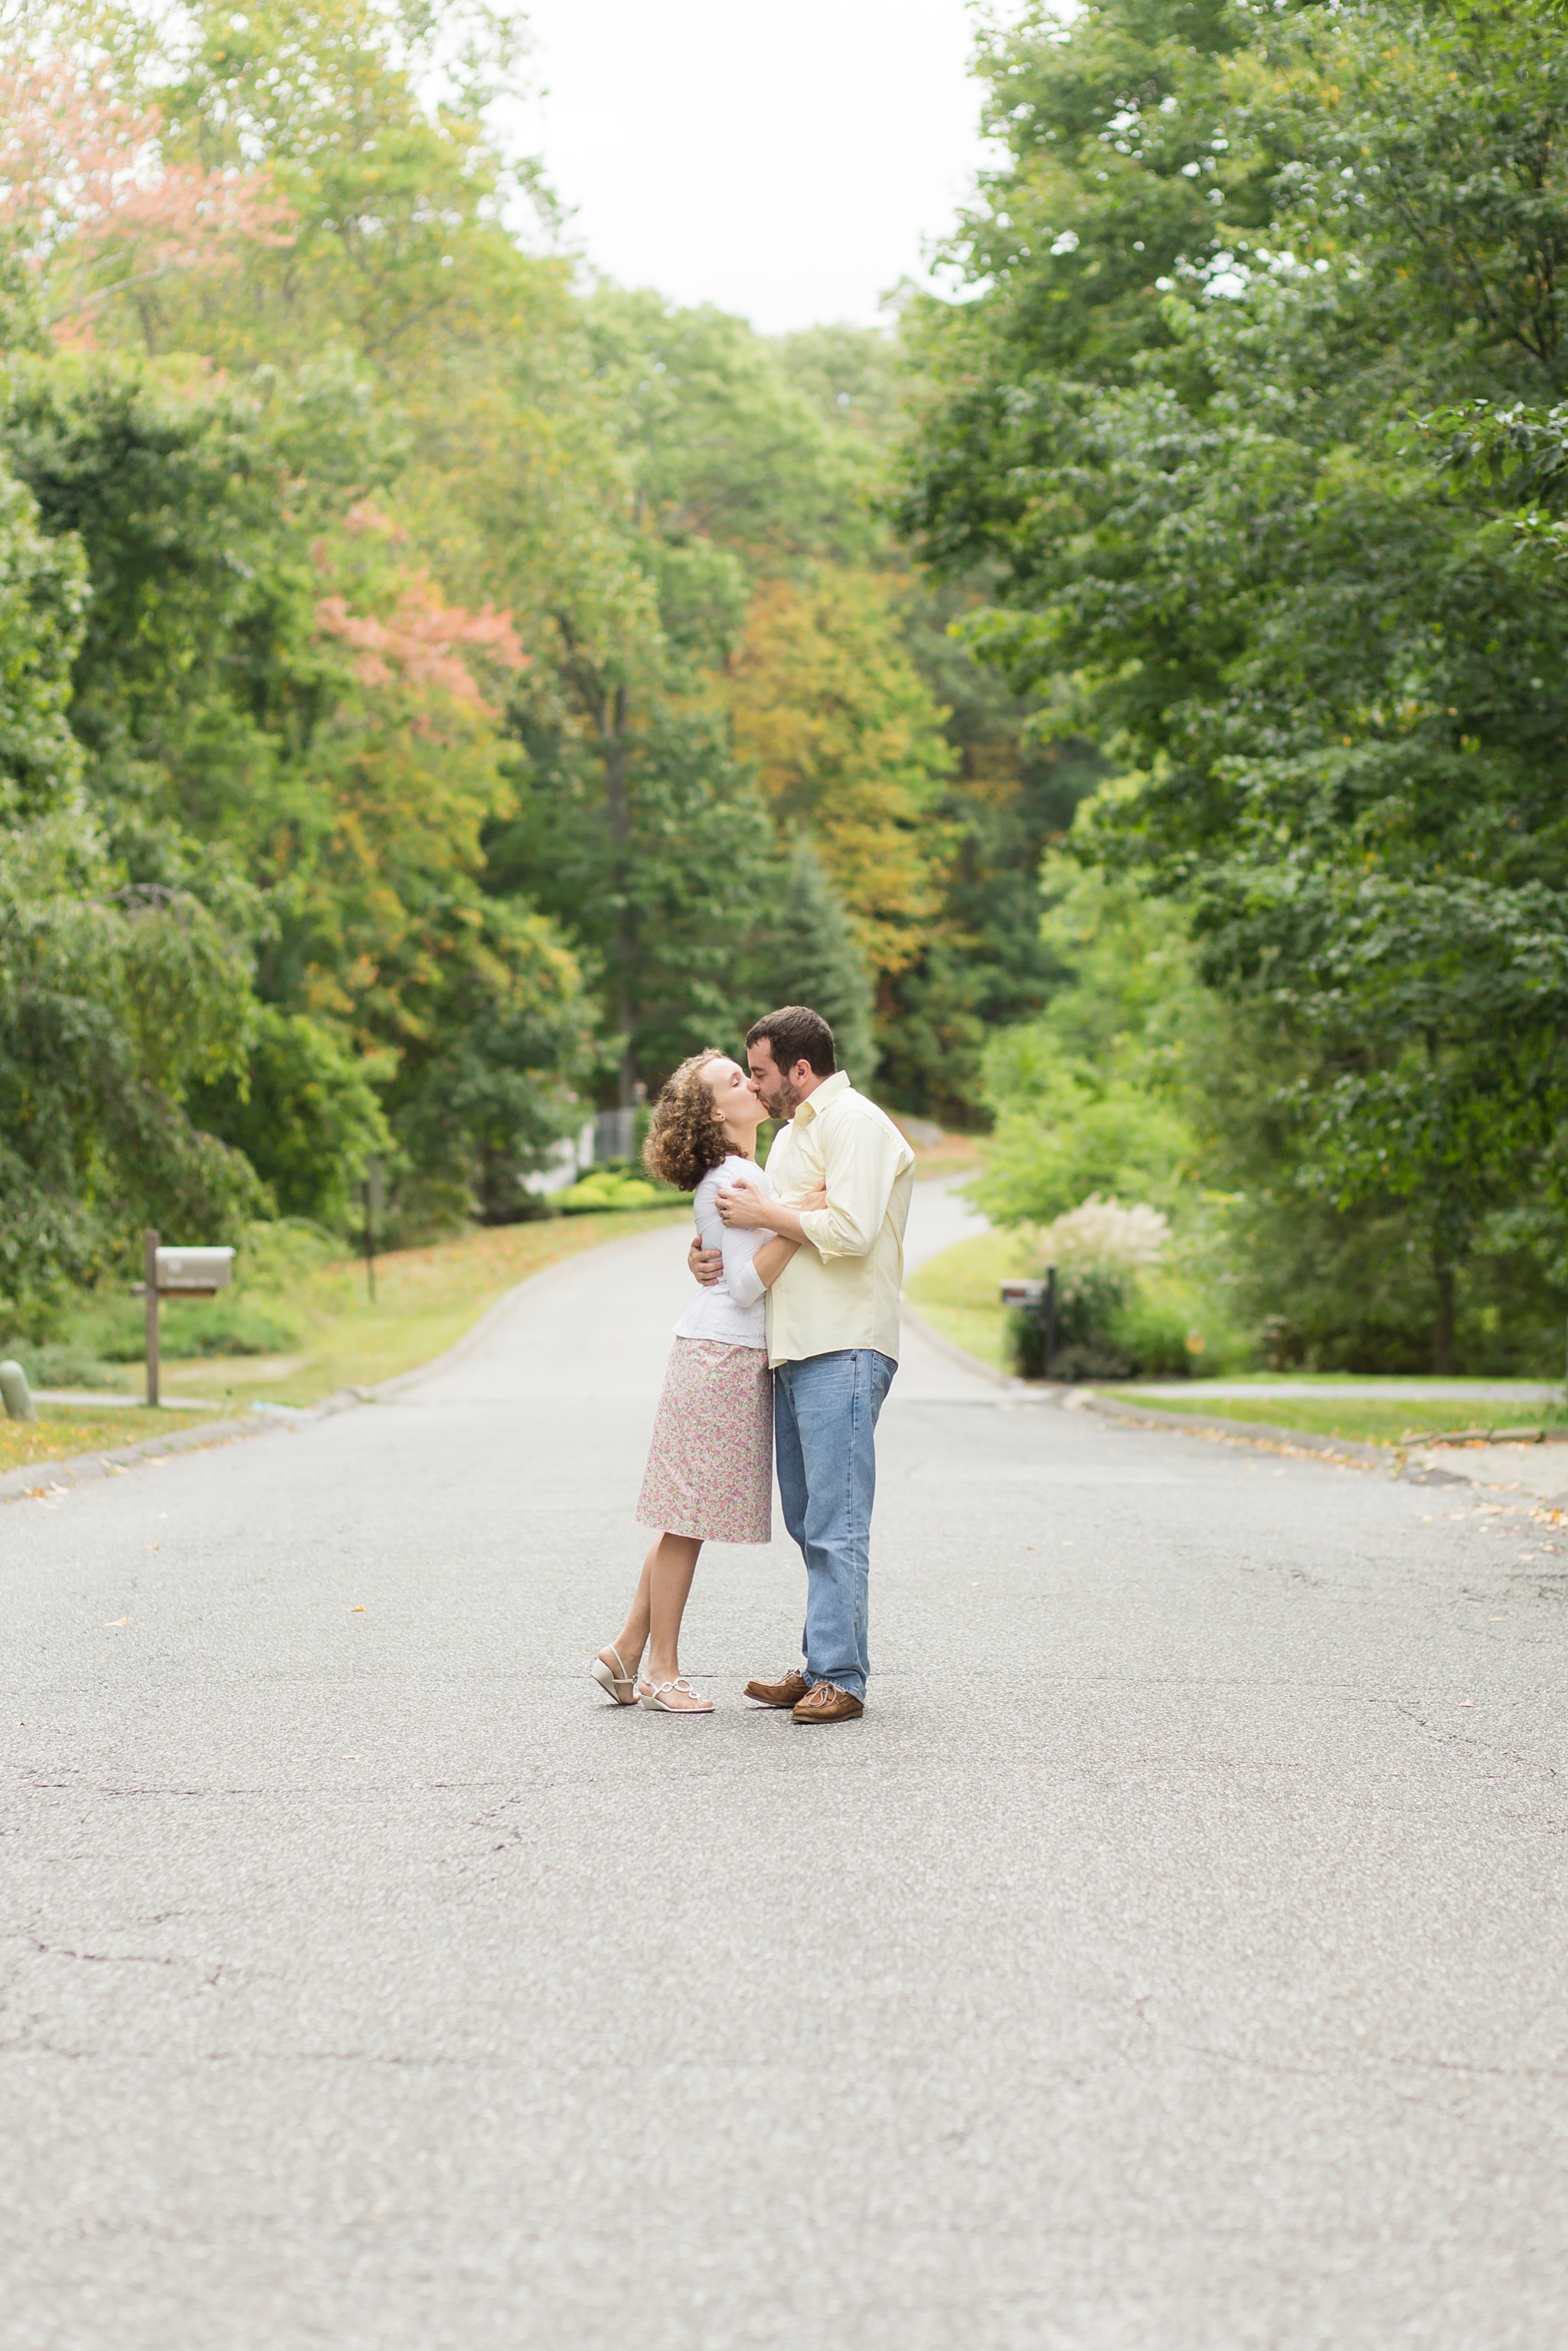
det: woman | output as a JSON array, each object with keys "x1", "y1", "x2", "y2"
[{"x1": 590, "y1": 1053, "x2": 815, "y2": 1715}]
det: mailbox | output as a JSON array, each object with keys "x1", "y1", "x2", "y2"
[
  {"x1": 1001, "y1": 1265, "x2": 1060, "y2": 1380},
  {"x1": 155, "y1": 1246, "x2": 234, "y2": 1298},
  {"x1": 138, "y1": 1232, "x2": 234, "y2": 1408}
]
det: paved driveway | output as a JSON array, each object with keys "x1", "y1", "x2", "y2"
[{"x1": 2, "y1": 1200, "x2": 1565, "y2": 2349}]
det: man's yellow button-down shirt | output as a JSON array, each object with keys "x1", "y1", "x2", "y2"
[{"x1": 762, "y1": 1072, "x2": 916, "y2": 1369}]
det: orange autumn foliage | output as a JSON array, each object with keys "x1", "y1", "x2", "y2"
[
  {"x1": 0, "y1": 48, "x2": 292, "y2": 336},
  {"x1": 728, "y1": 569, "x2": 955, "y2": 980},
  {"x1": 314, "y1": 577, "x2": 527, "y2": 714}
]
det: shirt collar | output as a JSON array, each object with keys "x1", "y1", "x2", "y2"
[{"x1": 794, "y1": 1070, "x2": 851, "y2": 1126}]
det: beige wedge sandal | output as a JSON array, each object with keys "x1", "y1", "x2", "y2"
[
  {"x1": 638, "y1": 1675, "x2": 714, "y2": 1714},
  {"x1": 589, "y1": 1645, "x2": 639, "y2": 1706}
]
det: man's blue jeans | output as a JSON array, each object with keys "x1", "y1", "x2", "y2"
[{"x1": 773, "y1": 1348, "x2": 897, "y2": 1703}]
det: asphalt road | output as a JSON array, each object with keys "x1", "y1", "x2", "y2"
[{"x1": 3, "y1": 1193, "x2": 1566, "y2": 2350}]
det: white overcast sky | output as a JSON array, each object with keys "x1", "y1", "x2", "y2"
[{"x1": 505, "y1": 1, "x2": 1003, "y2": 335}]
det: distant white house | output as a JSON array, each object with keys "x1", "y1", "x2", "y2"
[{"x1": 524, "y1": 1108, "x2": 639, "y2": 1196}]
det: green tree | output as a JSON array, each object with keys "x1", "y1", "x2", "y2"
[
  {"x1": 0, "y1": 444, "x2": 266, "y2": 1324},
  {"x1": 2, "y1": 357, "x2": 599, "y2": 1228},
  {"x1": 877, "y1": 582, "x2": 1103, "y2": 1120},
  {"x1": 583, "y1": 289, "x2": 877, "y2": 584},
  {"x1": 901, "y1": 0, "x2": 1568, "y2": 1368},
  {"x1": 492, "y1": 703, "x2": 774, "y2": 1094},
  {"x1": 746, "y1": 839, "x2": 877, "y2": 1084},
  {"x1": 969, "y1": 860, "x2": 1202, "y2": 1225},
  {"x1": 0, "y1": 814, "x2": 266, "y2": 1332},
  {"x1": 188, "y1": 1005, "x2": 388, "y2": 1226},
  {"x1": 0, "y1": 449, "x2": 89, "y2": 821}
]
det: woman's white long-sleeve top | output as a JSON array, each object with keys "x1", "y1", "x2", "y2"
[{"x1": 672, "y1": 1154, "x2": 773, "y2": 1346}]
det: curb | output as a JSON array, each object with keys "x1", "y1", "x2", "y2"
[
  {"x1": 2, "y1": 1408, "x2": 289, "y2": 1506},
  {"x1": 892, "y1": 1318, "x2": 1514, "y2": 1492},
  {"x1": 0, "y1": 1388, "x2": 367, "y2": 1507},
  {"x1": 1072, "y1": 1389, "x2": 1393, "y2": 1467},
  {"x1": 900, "y1": 1303, "x2": 1034, "y2": 1394},
  {"x1": 1070, "y1": 1391, "x2": 1568, "y2": 1502}
]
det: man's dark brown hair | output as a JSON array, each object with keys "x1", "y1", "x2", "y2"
[{"x1": 745, "y1": 1004, "x2": 836, "y2": 1078}]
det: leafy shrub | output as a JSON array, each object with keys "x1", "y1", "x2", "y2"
[
  {"x1": 1106, "y1": 1293, "x2": 1200, "y2": 1379},
  {"x1": 557, "y1": 1160, "x2": 672, "y2": 1213},
  {"x1": 1009, "y1": 1265, "x2": 1135, "y2": 1380},
  {"x1": 1043, "y1": 1197, "x2": 1169, "y2": 1277},
  {"x1": 65, "y1": 1291, "x2": 302, "y2": 1360},
  {"x1": 558, "y1": 1177, "x2": 665, "y2": 1212},
  {"x1": 972, "y1": 1023, "x2": 1194, "y2": 1229},
  {"x1": 1005, "y1": 1195, "x2": 1241, "y2": 1379},
  {"x1": 188, "y1": 1008, "x2": 391, "y2": 1230},
  {"x1": 230, "y1": 1218, "x2": 341, "y2": 1291},
  {"x1": 1007, "y1": 1197, "x2": 1162, "y2": 1378},
  {"x1": 5, "y1": 1341, "x2": 120, "y2": 1389},
  {"x1": 158, "y1": 1295, "x2": 305, "y2": 1357}
]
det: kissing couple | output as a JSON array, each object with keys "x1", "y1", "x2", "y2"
[{"x1": 591, "y1": 1003, "x2": 916, "y2": 1723}]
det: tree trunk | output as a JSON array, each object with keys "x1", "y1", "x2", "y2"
[
  {"x1": 602, "y1": 685, "x2": 637, "y2": 1109},
  {"x1": 615, "y1": 1009, "x2": 637, "y2": 1111},
  {"x1": 1432, "y1": 1247, "x2": 1457, "y2": 1376}
]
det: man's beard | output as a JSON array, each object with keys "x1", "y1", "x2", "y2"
[{"x1": 767, "y1": 1076, "x2": 802, "y2": 1119}]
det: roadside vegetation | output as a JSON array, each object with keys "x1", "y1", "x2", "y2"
[
  {"x1": 1102, "y1": 1393, "x2": 1568, "y2": 1448},
  {"x1": 0, "y1": 1402, "x2": 178, "y2": 1478},
  {"x1": 906, "y1": 1233, "x2": 1566, "y2": 1444},
  {"x1": 906, "y1": 1230, "x2": 1026, "y2": 1376}
]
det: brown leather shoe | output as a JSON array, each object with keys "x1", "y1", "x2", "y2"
[
  {"x1": 743, "y1": 1670, "x2": 812, "y2": 1709},
  {"x1": 792, "y1": 1683, "x2": 864, "y2": 1724}
]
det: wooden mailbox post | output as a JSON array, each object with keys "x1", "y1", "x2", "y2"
[{"x1": 136, "y1": 1233, "x2": 236, "y2": 1407}]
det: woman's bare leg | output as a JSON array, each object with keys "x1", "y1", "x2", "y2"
[
  {"x1": 601, "y1": 1533, "x2": 707, "y2": 1709},
  {"x1": 603, "y1": 1540, "x2": 658, "y2": 1679},
  {"x1": 646, "y1": 1533, "x2": 703, "y2": 1684}
]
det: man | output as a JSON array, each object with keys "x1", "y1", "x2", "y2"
[{"x1": 692, "y1": 1004, "x2": 915, "y2": 1725}]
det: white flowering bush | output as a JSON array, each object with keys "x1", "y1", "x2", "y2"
[
  {"x1": 1037, "y1": 1196, "x2": 1169, "y2": 1277},
  {"x1": 1010, "y1": 1194, "x2": 1191, "y2": 1380}
]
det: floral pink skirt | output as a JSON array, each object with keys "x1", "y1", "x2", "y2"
[{"x1": 636, "y1": 1338, "x2": 773, "y2": 1544}]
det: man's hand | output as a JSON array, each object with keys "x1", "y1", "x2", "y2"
[
  {"x1": 688, "y1": 1236, "x2": 723, "y2": 1286},
  {"x1": 716, "y1": 1176, "x2": 826, "y2": 1235},
  {"x1": 716, "y1": 1172, "x2": 773, "y2": 1232}
]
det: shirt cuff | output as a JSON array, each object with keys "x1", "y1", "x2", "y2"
[
  {"x1": 729, "y1": 1259, "x2": 766, "y2": 1308},
  {"x1": 797, "y1": 1207, "x2": 837, "y2": 1259}
]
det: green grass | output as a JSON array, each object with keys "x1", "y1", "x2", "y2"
[
  {"x1": 0, "y1": 1401, "x2": 192, "y2": 1478},
  {"x1": 1146, "y1": 1370, "x2": 1560, "y2": 1389},
  {"x1": 1102, "y1": 1389, "x2": 1568, "y2": 1446},
  {"x1": 49, "y1": 1290, "x2": 305, "y2": 1367},
  {"x1": 906, "y1": 1230, "x2": 1033, "y2": 1375}
]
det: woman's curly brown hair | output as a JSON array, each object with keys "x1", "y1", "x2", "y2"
[{"x1": 642, "y1": 1050, "x2": 731, "y2": 1193}]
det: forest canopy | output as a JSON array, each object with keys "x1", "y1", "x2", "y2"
[{"x1": 0, "y1": 0, "x2": 1060, "y2": 1334}]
